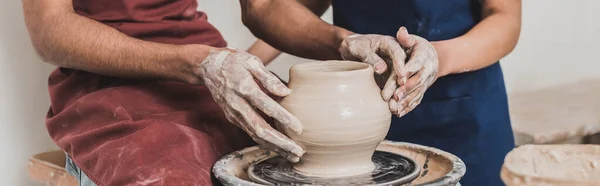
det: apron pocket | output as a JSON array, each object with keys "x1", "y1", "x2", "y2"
[{"x1": 392, "y1": 95, "x2": 478, "y2": 134}]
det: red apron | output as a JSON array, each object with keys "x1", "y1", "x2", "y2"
[{"x1": 46, "y1": 0, "x2": 254, "y2": 185}]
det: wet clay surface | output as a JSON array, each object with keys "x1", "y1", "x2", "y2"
[
  {"x1": 247, "y1": 151, "x2": 419, "y2": 185},
  {"x1": 280, "y1": 61, "x2": 392, "y2": 177},
  {"x1": 502, "y1": 144, "x2": 600, "y2": 186}
]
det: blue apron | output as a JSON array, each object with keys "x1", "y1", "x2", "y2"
[{"x1": 331, "y1": 0, "x2": 515, "y2": 185}]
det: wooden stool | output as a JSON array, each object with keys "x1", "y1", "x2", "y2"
[{"x1": 28, "y1": 150, "x2": 78, "y2": 186}]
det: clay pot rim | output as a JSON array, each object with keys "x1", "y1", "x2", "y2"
[
  {"x1": 503, "y1": 144, "x2": 600, "y2": 185},
  {"x1": 290, "y1": 60, "x2": 373, "y2": 78}
]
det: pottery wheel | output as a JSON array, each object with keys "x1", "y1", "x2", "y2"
[{"x1": 248, "y1": 151, "x2": 419, "y2": 186}]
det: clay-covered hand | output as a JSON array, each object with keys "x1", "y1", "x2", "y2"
[
  {"x1": 388, "y1": 27, "x2": 439, "y2": 117},
  {"x1": 198, "y1": 49, "x2": 304, "y2": 162},
  {"x1": 339, "y1": 34, "x2": 407, "y2": 99}
]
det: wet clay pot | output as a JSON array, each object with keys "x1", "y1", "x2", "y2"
[{"x1": 279, "y1": 60, "x2": 392, "y2": 177}]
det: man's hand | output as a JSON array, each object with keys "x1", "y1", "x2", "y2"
[
  {"x1": 198, "y1": 49, "x2": 304, "y2": 162},
  {"x1": 388, "y1": 27, "x2": 439, "y2": 117},
  {"x1": 338, "y1": 34, "x2": 407, "y2": 100}
]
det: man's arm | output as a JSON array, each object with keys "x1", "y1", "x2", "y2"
[
  {"x1": 23, "y1": 0, "x2": 308, "y2": 162},
  {"x1": 240, "y1": 0, "x2": 352, "y2": 61},
  {"x1": 246, "y1": 0, "x2": 333, "y2": 64},
  {"x1": 433, "y1": 0, "x2": 521, "y2": 77},
  {"x1": 22, "y1": 0, "x2": 209, "y2": 84}
]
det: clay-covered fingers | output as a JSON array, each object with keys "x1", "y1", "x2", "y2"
[
  {"x1": 362, "y1": 51, "x2": 389, "y2": 74},
  {"x1": 393, "y1": 47, "x2": 438, "y2": 103},
  {"x1": 392, "y1": 86, "x2": 425, "y2": 117},
  {"x1": 389, "y1": 62, "x2": 435, "y2": 116},
  {"x1": 400, "y1": 88, "x2": 425, "y2": 117},
  {"x1": 377, "y1": 37, "x2": 407, "y2": 82},
  {"x1": 395, "y1": 27, "x2": 437, "y2": 80},
  {"x1": 339, "y1": 35, "x2": 390, "y2": 74},
  {"x1": 396, "y1": 27, "x2": 417, "y2": 49},
  {"x1": 388, "y1": 27, "x2": 438, "y2": 117},
  {"x1": 403, "y1": 51, "x2": 426, "y2": 77},
  {"x1": 241, "y1": 55, "x2": 302, "y2": 134},
  {"x1": 240, "y1": 78, "x2": 302, "y2": 134},
  {"x1": 254, "y1": 129, "x2": 304, "y2": 163},
  {"x1": 199, "y1": 49, "x2": 304, "y2": 162},
  {"x1": 375, "y1": 37, "x2": 406, "y2": 102},
  {"x1": 348, "y1": 48, "x2": 388, "y2": 74},
  {"x1": 382, "y1": 72, "x2": 398, "y2": 101},
  {"x1": 235, "y1": 100, "x2": 304, "y2": 162},
  {"x1": 246, "y1": 57, "x2": 291, "y2": 97},
  {"x1": 340, "y1": 34, "x2": 411, "y2": 104},
  {"x1": 389, "y1": 98, "x2": 399, "y2": 114},
  {"x1": 394, "y1": 68, "x2": 424, "y2": 101}
]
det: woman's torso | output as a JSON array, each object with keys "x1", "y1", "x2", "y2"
[{"x1": 331, "y1": 1, "x2": 514, "y2": 185}]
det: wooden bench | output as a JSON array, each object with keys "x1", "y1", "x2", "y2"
[
  {"x1": 509, "y1": 78, "x2": 600, "y2": 145},
  {"x1": 28, "y1": 150, "x2": 77, "y2": 186}
]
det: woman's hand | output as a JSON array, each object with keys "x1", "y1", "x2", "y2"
[
  {"x1": 338, "y1": 34, "x2": 407, "y2": 100},
  {"x1": 388, "y1": 27, "x2": 439, "y2": 117},
  {"x1": 198, "y1": 48, "x2": 304, "y2": 162}
]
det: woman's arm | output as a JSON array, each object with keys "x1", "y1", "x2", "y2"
[
  {"x1": 433, "y1": 0, "x2": 522, "y2": 77},
  {"x1": 246, "y1": 0, "x2": 333, "y2": 65},
  {"x1": 247, "y1": 40, "x2": 281, "y2": 65},
  {"x1": 390, "y1": 0, "x2": 521, "y2": 116}
]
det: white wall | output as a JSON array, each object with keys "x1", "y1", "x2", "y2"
[
  {"x1": 0, "y1": 1, "x2": 58, "y2": 186},
  {"x1": 1, "y1": 0, "x2": 599, "y2": 185},
  {"x1": 502, "y1": 0, "x2": 600, "y2": 93}
]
